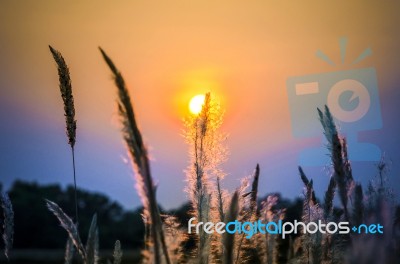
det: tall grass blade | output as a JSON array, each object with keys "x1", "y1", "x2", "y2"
[
  {"x1": 250, "y1": 164, "x2": 260, "y2": 214},
  {"x1": 99, "y1": 47, "x2": 170, "y2": 264},
  {"x1": 318, "y1": 105, "x2": 353, "y2": 220},
  {"x1": 298, "y1": 166, "x2": 316, "y2": 204},
  {"x1": 216, "y1": 176, "x2": 225, "y2": 222},
  {"x1": 45, "y1": 199, "x2": 86, "y2": 259},
  {"x1": 65, "y1": 237, "x2": 75, "y2": 264},
  {"x1": 324, "y1": 176, "x2": 336, "y2": 219},
  {"x1": 86, "y1": 214, "x2": 99, "y2": 264},
  {"x1": 223, "y1": 191, "x2": 238, "y2": 264},
  {"x1": 237, "y1": 165, "x2": 263, "y2": 264}
]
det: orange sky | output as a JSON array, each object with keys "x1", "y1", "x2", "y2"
[{"x1": 1, "y1": 1, "x2": 400, "y2": 209}]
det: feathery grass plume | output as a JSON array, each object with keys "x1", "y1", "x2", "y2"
[
  {"x1": 163, "y1": 215, "x2": 188, "y2": 264},
  {"x1": 324, "y1": 176, "x2": 336, "y2": 219},
  {"x1": 235, "y1": 175, "x2": 251, "y2": 254},
  {"x1": 366, "y1": 157, "x2": 394, "y2": 213},
  {"x1": 260, "y1": 195, "x2": 284, "y2": 264},
  {"x1": 1, "y1": 192, "x2": 13, "y2": 259},
  {"x1": 322, "y1": 176, "x2": 337, "y2": 262},
  {"x1": 46, "y1": 199, "x2": 86, "y2": 259},
  {"x1": 237, "y1": 176, "x2": 250, "y2": 215},
  {"x1": 185, "y1": 93, "x2": 215, "y2": 214},
  {"x1": 301, "y1": 181, "x2": 324, "y2": 264},
  {"x1": 99, "y1": 47, "x2": 170, "y2": 264},
  {"x1": 184, "y1": 92, "x2": 226, "y2": 263},
  {"x1": 377, "y1": 156, "x2": 389, "y2": 189},
  {"x1": 230, "y1": 175, "x2": 250, "y2": 264},
  {"x1": 298, "y1": 166, "x2": 317, "y2": 205},
  {"x1": 217, "y1": 177, "x2": 248, "y2": 263},
  {"x1": 86, "y1": 214, "x2": 99, "y2": 264},
  {"x1": 210, "y1": 172, "x2": 229, "y2": 262},
  {"x1": 49, "y1": 45, "x2": 79, "y2": 224},
  {"x1": 198, "y1": 194, "x2": 211, "y2": 264},
  {"x1": 333, "y1": 138, "x2": 351, "y2": 221},
  {"x1": 301, "y1": 180, "x2": 313, "y2": 264},
  {"x1": 261, "y1": 196, "x2": 278, "y2": 264},
  {"x1": 49, "y1": 45, "x2": 77, "y2": 147},
  {"x1": 209, "y1": 176, "x2": 227, "y2": 264},
  {"x1": 244, "y1": 164, "x2": 266, "y2": 264},
  {"x1": 237, "y1": 165, "x2": 264, "y2": 264},
  {"x1": 341, "y1": 137, "x2": 354, "y2": 185},
  {"x1": 222, "y1": 191, "x2": 239, "y2": 264},
  {"x1": 140, "y1": 213, "x2": 153, "y2": 264},
  {"x1": 250, "y1": 164, "x2": 260, "y2": 214},
  {"x1": 318, "y1": 105, "x2": 353, "y2": 220},
  {"x1": 113, "y1": 240, "x2": 123, "y2": 264},
  {"x1": 259, "y1": 195, "x2": 287, "y2": 264},
  {"x1": 65, "y1": 237, "x2": 75, "y2": 264},
  {"x1": 216, "y1": 176, "x2": 225, "y2": 222}
]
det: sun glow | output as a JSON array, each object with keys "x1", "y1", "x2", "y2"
[{"x1": 189, "y1": 94, "x2": 206, "y2": 114}]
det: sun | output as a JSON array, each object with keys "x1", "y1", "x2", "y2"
[{"x1": 189, "y1": 94, "x2": 206, "y2": 114}]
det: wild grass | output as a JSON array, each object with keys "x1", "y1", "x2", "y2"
[
  {"x1": 31, "y1": 47, "x2": 400, "y2": 264},
  {"x1": 46, "y1": 199, "x2": 100, "y2": 264},
  {"x1": 49, "y1": 45, "x2": 79, "y2": 224},
  {"x1": 222, "y1": 191, "x2": 238, "y2": 264},
  {"x1": 99, "y1": 47, "x2": 170, "y2": 264},
  {"x1": 65, "y1": 237, "x2": 75, "y2": 264},
  {"x1": 184, "y1": 92, "x2": 227, "y2": 263},
  {"x1": 46, "y1": 199, "x2": 86, "y2": 257}
]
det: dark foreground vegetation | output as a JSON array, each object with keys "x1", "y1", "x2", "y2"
[
  {"x1": 0, "y1": 180, "x2": 302, "y2": 263},
  {"x1": 0, "y1": 181, "x2": 302, "y2": 249}
]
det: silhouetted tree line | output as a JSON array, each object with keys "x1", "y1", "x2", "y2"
[
  {"x1": 0, "y1": 181, "x2": 144, "y2": 250},
  {"x1": 0, "y1": 181, "x2": 304, "y2": 250}
]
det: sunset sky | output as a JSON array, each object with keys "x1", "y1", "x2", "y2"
[{"x1": 1, "y1": 1, "x2": 399, "y2": 209}]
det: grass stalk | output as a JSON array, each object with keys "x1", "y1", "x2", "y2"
[
  {"x1": 99, "y1": 47, "x2": 170, "y2": 264},
  {"x1": 223, "y1": 191, "x2": 239, "y2": 264},
  {"x1": 71, "y1": 147, "x2": 79, "y2": 223},
  {"x1": 49, "y1": 45, "x2": 79, "y2": 224}
]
